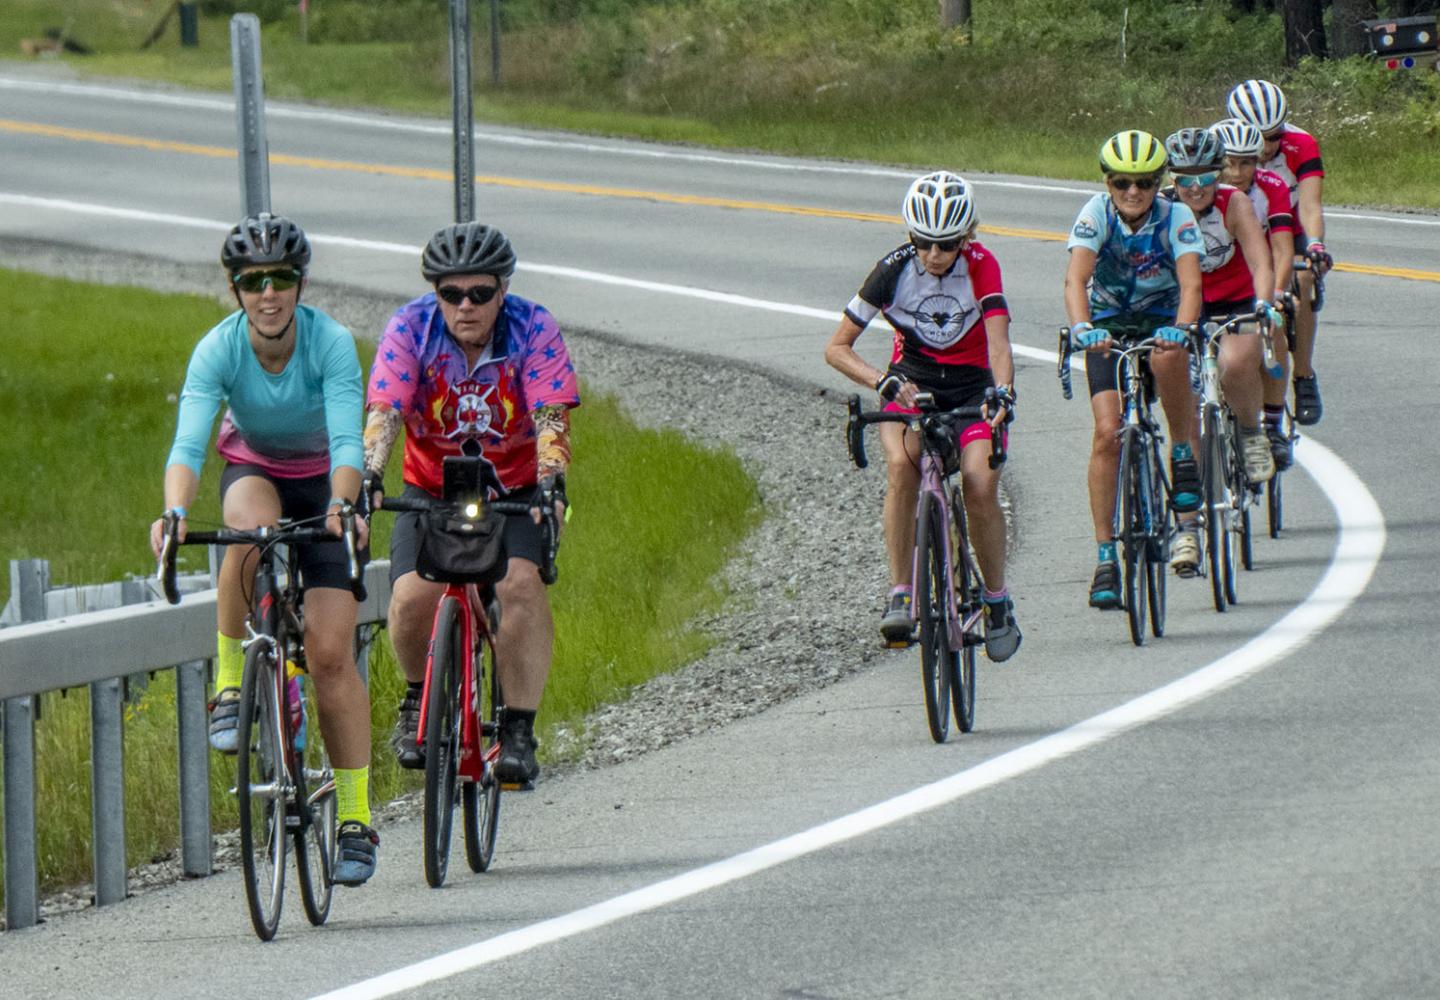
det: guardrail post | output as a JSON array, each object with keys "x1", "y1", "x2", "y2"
[
  {"x1": 177, "y1": 549, "x2": 222, "y2": 878},
  {"x1": 3, "y1": 558, "x2": 48, "y2": 930},
  {"x1": 89, "y1": 675, "x2": 126, "y2": 906}
]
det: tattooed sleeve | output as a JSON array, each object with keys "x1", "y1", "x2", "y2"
[
  {"x1": 363, "y1": 407, "x2": 403, "y2": 479},
  {"x1": 533, "y1": 404, "x2": 572, "y2": 479}
]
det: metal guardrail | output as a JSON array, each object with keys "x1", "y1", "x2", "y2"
[{"x1": 0, "y1": 558, "x2": 393, "y2": 930}]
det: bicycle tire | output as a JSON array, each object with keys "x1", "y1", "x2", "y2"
[
  {"x1": 915, "y1": 492, "x2": 952, "y2": 744},
  {"x1": 1222, "y1": 419, "x2": 1241, "y2": 605},
  {"x1": 1202, "y1": 405, "x2": 1226, "y2": 613},
  {"x1": 1118, "y1": 435, "x2": 1147, "y2": 646},
  {"x1": 1145, "y1": 443, "x2": 1169, "y2": 638},
  {"x1": 423, "y1": 596, "x2": 464, "y2": 888},
  {"x1": 1268, "y1": 470, "x2": 1284, "y2": 538},
  {"x1": 947, "y1": 488, "x2": 976, "y2": 734},
  {"x1": 294, "y1": 676, "x2": 335, "y2": 927},
  {"x1": 463, "y1": 639, "x2": 502, "y2": 872},
  {"x1": 1240, "y1": 503, "x2": 1254, "y2": 572},
  {"x1": 237, "y1": 640, "x2": 288, "y2": 941}
]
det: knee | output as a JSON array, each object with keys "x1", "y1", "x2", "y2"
[
  {"x1": 303, "y1": 629, "x2": 351, "y2": 678},
  {"x1": 962, "y1": 474, "x2": 999, "y2": 516},
  {"x1": 885, "y1": 456, "x2": 917, "y2": 494},
  {"x1": 497, "y1": 561, "x2": 547, "y2": 617},
  {"x1": 388, "y1": 577, "x2": 439, "y2": 636},
  {"x1": 1091, "y1": 419, "x2": 1121, "y2": 456}
]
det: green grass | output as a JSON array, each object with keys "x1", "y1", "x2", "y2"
[
  {"x1": 5, "y1": 0, "x2": 1438, "y2": 208},
  {"x1": 0, "y1": 268, "x2": 760, "y2": 894}
]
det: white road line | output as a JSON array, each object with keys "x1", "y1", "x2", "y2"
[
  {"x1": 314, "y1": 437, "x2": 1382, "y2": 1000},
  {"x1": 15, "y1": 75, "x2": 1439, "y2": 218},
  {"x1": 0, "y1": 189, "x2": 1385, "y2": 997}
]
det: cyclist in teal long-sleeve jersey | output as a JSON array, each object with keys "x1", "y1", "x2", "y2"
[{"x1": 147, "y1": 213, "x2": 379, "y2": 886}]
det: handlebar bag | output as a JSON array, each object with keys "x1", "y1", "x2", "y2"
[{"x1": 416, "y1": 509, "x2": 508, "y2": 585}]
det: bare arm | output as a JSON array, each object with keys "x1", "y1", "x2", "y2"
[
  {"x1": 1063, "y1": 248, "x2": 1097, "y2": 328},
  {"x1": 1175, "y1": 254, "x2": 1203, "y2": 328},
  {"x1": 824, "y1": 315, "x2": 886, "y2": 390},
  {"x1": 1297, "y1": 175, "x2": 1324, "y2": 245}
]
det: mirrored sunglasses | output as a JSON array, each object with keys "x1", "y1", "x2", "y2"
[
  {"x1": 232, "y1": 267, "x2": 302, "y2": 293},
  {"x1": 1175, "y1": 172, "x2": 1219, "y2": 189}
]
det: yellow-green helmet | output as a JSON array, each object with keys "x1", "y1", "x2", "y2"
[{"x1": 1099, "y1": 130, "x2": 1168, "y2": 175}]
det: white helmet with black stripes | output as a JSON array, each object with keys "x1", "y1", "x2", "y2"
[
  {"x1": 1226, "y1": 79, "x2": 1288, "y2": 134},
  {"x1": 901, "y1": 171, "x2": 977, "y2": 240}
]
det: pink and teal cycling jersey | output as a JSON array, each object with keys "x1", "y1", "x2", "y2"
[
  {"x1": 167, "y1": 304, "x2": 364, "y2": 479},
  {"x1": 367, "y1": 292, "x2": 579, "y2": 497}
]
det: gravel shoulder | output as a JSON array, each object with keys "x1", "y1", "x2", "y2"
[{"x1": 1, "y1": 239, "x2": 894, "y2": 918}]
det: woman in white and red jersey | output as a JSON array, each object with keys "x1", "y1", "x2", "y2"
[
  {"x1": 1214, "y1": 116, "x2": 1298, "y2": 470},
  {"x1": 1163, "y1": 127, "x2": 1279, "y2": 489},
  {"x1": 1227, "y1": 79, "x2": 1330, "y2": 425},
  {"x1": 825, "y1": 171, "x2": 1020, "y2": 662}
]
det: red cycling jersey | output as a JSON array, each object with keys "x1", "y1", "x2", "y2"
[
  {"x1": 1248, "y1": 168, "x2": 1295, "y2": 236},
  {"x1": 1190, "y1": 185, "x2": 1257, "y2": 305},
  {"x1": 1260, "y1": 124, "x2": 1324, "y2": 212}
]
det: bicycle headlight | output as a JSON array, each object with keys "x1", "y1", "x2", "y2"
[{"x1": 464, "y1": 502, "x2": 480, "y2": 519}]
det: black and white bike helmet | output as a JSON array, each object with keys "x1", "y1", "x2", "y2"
[
  {"x1": 1226, "y1": 79, "x2": 1288, "y2": 134},
  {"x1": 421, "y1": 222, "x2": 516, "y2": 282},
  {"x1": 1210, "y1": 118, "x2": 1264, "y2": 157},
  {"x1": 220, "y1": 212, "x2": 311, "y2": 272},
  {"x1": 1164, "y1": 127, "x2": 1225, "y2": 173},
  {"x1": 901, "y1": 171, "x2": 977, "y2": 240}
]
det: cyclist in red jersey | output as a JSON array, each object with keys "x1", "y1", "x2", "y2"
[
  {"x1": 362, "y1": 222, "x2": 578, "y2": 787},
  {"x1": 1213, "y1": 117, "x2": 1298, "y2": 470},
  {"x1": 1226, "y1": 79, "x2": 1330, "y2": 426},
  {"x1": 825, "y1": 172, "x2": 1020, "y2": 662},
  {"x1": 1162, "y1": 128, "x2": 1279, "y2": 509}
]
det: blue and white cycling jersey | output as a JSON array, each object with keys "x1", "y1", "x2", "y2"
[{"x1": 1067, "y1": 194, "x2": 1202, "y2": 321}]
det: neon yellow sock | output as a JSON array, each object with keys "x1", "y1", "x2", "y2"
[
  {"x1": 216, "y1": 632, "x2": 244, "y2": 693},
  {"x1": 334, "y1": 767, "x2": 371, "y2": 827}
]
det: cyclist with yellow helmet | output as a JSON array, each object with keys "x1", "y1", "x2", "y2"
[{"x1": 1064, "y1": 130, "x2": 1204, "y2": 608}]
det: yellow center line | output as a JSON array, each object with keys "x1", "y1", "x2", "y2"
[{"x1": 4, "y1": 117, "x2": 1435, "y2": 283}]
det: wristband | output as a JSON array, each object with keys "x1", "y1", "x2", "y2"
[
  {"x1": 1069, "y1": 322, "x2": 1093, "y2": 337},
  {"x1": 166, "y1": 506, "x2": 187, "y2": 520},
  {"x1": 327, "y1": 496, "x2": 350, "y2": 510}
]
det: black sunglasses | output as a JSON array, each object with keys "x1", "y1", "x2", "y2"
[
  {"x1": 1107, "y1": 176, "x2": 1159, "y2": 192},
  {"x1": 911, "y1": 234, "x2": 964, "y2": 253},
  {"x1": 436, "y1": 283, "x2": 502, "y2": 307},
  {"x1": 232, "y1": 267, "x2": 302, "y2": 293}
]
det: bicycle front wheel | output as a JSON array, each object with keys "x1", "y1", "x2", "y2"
[
  {"x1": 1268, "y1": 471, "x2": 1284, "y2": 538},
  {"x1": 463, "y1": 626, "x2": 502, "y2": 873},
  {"x1": 294, "y1": 677, "x2": 335, "y2": 926},
  {"x1": 423, "y1": 596, "x2": 465, "y2": 888},
  {"x1": 947, "y1": 488, "x2": 976, "y2": 734},
  {"x1": 1145, "y1": 442, "x2": 1169, "y2": 638},
  {"x1": 1202, "y1": 406, "x2": 1227, "y2": 613},
  {"x1": 915, "y1": 493, "x2": 952, "y2": 743},
  {"x1": 237, "y1": 641, "x2": 288, "y2": 941},
  {"x1": 1119, "y1": 435, "x2": 1148, "y2": 647}
]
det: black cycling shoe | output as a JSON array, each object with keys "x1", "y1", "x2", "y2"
[
  {"x1": 1293, "y1": 374, "x2": 1322, "y2": 426},
  {"x1": 878, "y1": 591, "x2": 914, "y2": 646},
  {"x1": 1089, "y1": 561, "x2": 1122, "y2": 610},
  {"x1": 391, "y1": 690, "x2": 423, "y2": 770},
  {"x1": 1266, "y1": 423, "x2": 1293, "y2": 472},
  {"x1": 1170, "y1": 454, "x2": 1201, "y2": 513},
  {"x1": 333, "y1": 821, "x2": 379, "y2": 886},
  {"x1": 495, "y1": 715, "x2": 540, "y2": 787}
]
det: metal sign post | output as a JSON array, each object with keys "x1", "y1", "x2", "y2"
[
  {"x1": 230, "y1": 14, "x2": 271, "y2": 218},
  {"x1": 490, "y1": 0, "x2": 502, "y2": 85},
  {"x1": 450, "y1": 0, "x2": 476, "y2": 223}
]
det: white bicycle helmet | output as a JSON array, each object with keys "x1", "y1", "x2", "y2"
[
  {"x1": 1226, "y1": 79, "x2": 1288, "y2": 134},
  {"x1": 901, "y1": 171, "x2": 977, "y2": 240},
  {"x1": 1210, "y1": 118, "x2": 1264, "y2": 157}
]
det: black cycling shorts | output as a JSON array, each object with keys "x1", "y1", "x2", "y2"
[
  {"x1": 1085, "y1": 316, "x2": 1168, "y2": 398},
  {"x1": 1202, "y1": 298, "x2": 1253, "y2": 323},
  {"x1": 387, "y1": 483, "x2": 546, "y2": 586},
  {"x1": 218, "y1": 463, "x2": 370, "y2": 592}
]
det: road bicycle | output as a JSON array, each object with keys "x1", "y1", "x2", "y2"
[
  {"x1": 1057, "y1": 331, "x2": 1173, "y2": 645},
  {"x1": 375, "y1": 455, "x2": 560, "y2": 888},
  {"x1": 158, "y1": 509, "x2": 363, "y2": 941},
  {"x1": 846, "y1": 393, "x2": 1006, "y2": 742},
  {"x1": 1191, "y1": 310, "x2": 1278, "y2": 611}
]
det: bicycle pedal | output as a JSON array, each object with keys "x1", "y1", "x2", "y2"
[
  {"x1": 883, "y1": 638, "x2": 912, "y2": 650},
  {"x1": 961, "y1": 633, "x2": 984, "y2": 648},
  {"x1": 499, "y1": 780, "x2": 535, "y2": 793}
]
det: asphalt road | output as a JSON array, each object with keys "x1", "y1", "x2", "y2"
[{"x1": 2, "y1": 61, "x2": 1438, "y2": 999}]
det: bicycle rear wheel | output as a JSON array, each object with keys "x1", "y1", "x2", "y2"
[
  {"x1": 294, "y1": 677, "x2": 335, "y2": 926},
  {"x1": 1240, "y1": 502, "x2": 1254, "y2": 571},
  {"x1": 947, "y1": 489, "x2": 976, "y2": 734},
  {"x1": 915, "y1": 493, "x2": 952, "y2": 743},
  {"x1": 1202, "y1": 406, "x2": 1226, "y2": 613},
  {"x1": 463, "y1": 630, "x2": 502, "y2": 872},
  {"x1": 423, "y1": 596, "x2": 465, "y2": 888},
  {"x1": 237, "y1": 641, "x2": 288, "y2": 941}
]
